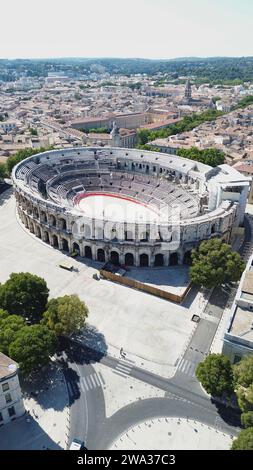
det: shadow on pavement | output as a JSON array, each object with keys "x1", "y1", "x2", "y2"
[
  {"x1": 0, "y1": 184, "x2": 12, "y2": 206},
  {"x1": 211, "y1": 398, "x2": 242, "y2": 428},
  {"x1": 21, "y1": 362, "x2": 68, "y2": 412},
  {"x1": 58, "y1": 360, "x2": 81, "y2": 405},
  {"x1": 59, "y1": 324, "x2": 108, "y2": 366},
  {"x1": 0, "y1": 412, "x2": 63, "y2": 450}
]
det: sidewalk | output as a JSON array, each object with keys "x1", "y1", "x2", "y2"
[{"x1": 0, "y1": 361, "x2": 69, "y2": 450}]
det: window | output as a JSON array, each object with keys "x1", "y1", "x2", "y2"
[
  {"x1": 5, "y1": 393, "x2": 12, "y2": 404},
  {"x1": 0, "y1": 412, "x2": 3, "y2": 422},
  {"x1": 2, "y1": 383, "x2": 9, "y2": 392},
  {"x1": 8, "y1": 406, "x2": 15, "y2": 418}
]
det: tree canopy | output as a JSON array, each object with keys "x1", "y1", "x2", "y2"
[
  {"x1": 231, "y1": 428, "x2": 253, "y2": 450},
  {"x1": 43, "y1": 294, "x2": 89, "y2": 337},
  {"x1": 233, "y1": 355, "x2": 253, "y2": 388},
  {"x1": 0, "y1": 272, "x2": 49, "y2": 322},
  {"x1": 190, "y1": 239, "x2": 245, "y2": 288},
  {"x1": 9, "y1": 324, "x2": 57, "y2": 376},
  {"x1": 5, "y1": 146, "x2": 54, "y2": 176},
  {"x1": 241, "y1": 412, "x2": 253, "y2": 429},
  {"x1": 195, "y1": 353, "x2": 234, "y2": 397},
  {"x1": 0, "y1": 310, "x2": 25, "y2": 355},
  {"x1": 177, "y1": 147, "x2": 225, "y2": 167}
]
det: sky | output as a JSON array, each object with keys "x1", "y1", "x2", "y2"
[{"x1": 0, "y1": 0, "x2": 252, "y2": 59}]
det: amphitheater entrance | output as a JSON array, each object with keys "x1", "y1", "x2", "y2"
[
  {"x1": 35, "y1": 226, "x2": 41, "y2": 239},
  {"x1": 52, "y1": 235, "x2": 59, "y2": 248},
  {"x1": 154, "y1": 253, "x2": 164, "y2": 267},
  {"x1": 125, "y1": 252, "x2": 134, "y2": 266},
  {"x1": 97, "y1": 248, "x2": 105, "y2": 262},
  {"x1": 85, "y1": 245, "x2": 92, "y2": 259},
  {"x1": 183, "y1": 250, "x2": 192, "y2": 266},
  {"x1": 62, "y1": 239, "x2": 69, "y2": 252},
  {"x1": 73, "y1": 242, "x2": 80, "y2": 255},
  {"x1": 110, "y1": 251, "x2": 119, "y2": 265},
  {"x1": 59, "y1": 218, "x2": 67, "y2": 230},
  {"x1": 140, "y1": 253, "x2": 149, "y2": 267},
  {"x1": 169, "y1": 253, "x2": 178, "y2": 266},
  {"x1": 43, "y1": 231, "x2": 49, "y2": 244}
]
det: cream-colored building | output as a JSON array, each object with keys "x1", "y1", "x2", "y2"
[
  {"x1": 222, "y1": 253, "x2": 253, "y2": 363},
  {"x1": 0, "y1": 353, "x2": 25, "y2": 426}
]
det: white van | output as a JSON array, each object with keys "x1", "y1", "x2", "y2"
[{"x1": 69, "y1": 438, "x2": 85, "y2": 450}]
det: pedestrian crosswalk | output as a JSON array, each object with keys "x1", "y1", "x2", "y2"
[
  {"x1": 114, "y1": 359, "x2": 133, "y2": 378},
  {"x1": 66, "y1": 372, "x2": 104, "y2": 397},
  {"x1": 177, "y1": 358, "x2": 196, "y2": 378}
]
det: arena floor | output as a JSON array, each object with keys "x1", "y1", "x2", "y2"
[
  {"x1": 76, "y1": 193, "x2": 162, "y2": 223},
  {"x1": 0, "y1": 190, "x2": 197, "y2": 377}
]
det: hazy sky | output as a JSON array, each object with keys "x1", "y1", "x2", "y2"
[{"x1": 1, "y1": 0, "x2": 252, "y2": 59}]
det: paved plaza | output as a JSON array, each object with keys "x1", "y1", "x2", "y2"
[
  {"x1": 0, "y1": 192, "x2": 199, "y2": 377},
  {"x1": 110, "y1": 417, "x2": 233, "y2": 450}
]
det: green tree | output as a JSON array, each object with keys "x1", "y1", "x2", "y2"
[
  {"x1": 9, "y1": 324, "x2": 56, "y2": 376},
  {"x1": 231, "y1": 428, "x2": 253, "y2": 450},
  {"x1": 190, "y1": 239, "x2": 245, "y2": 288},
  {"x1": 0, "y1": 272, "x2": 49, "y2": 322},
  {"x1": 233, "y1": 355, "x2": 253, "y2": 388},
  {"x1": 0, "y1": 163, "x2": 6, "y2": 179},
  {"x1": 43, "y1": 294, "x2": 89, "y2": 337},
  {"x1": 236, "y1": 384, "x2": 253, "y2": 412},
  {"x1": 0, "y1": 311, "x2": 25, "y2": 355},
  {"x1": 177, "y1": 147, "x2": 225, "y2": 167},
  {"x1": 29, "y1": 127, "x2": 38, "y2": 136},
  {"x1": 6, "y1": 146, "x2": 54, "y2": 176},
  {"x1": 195, "y1": 353, "x2": 234, "y2": 397},
  {"x1": 241, "y1": 412, "x2": 253, "y2": 429}
]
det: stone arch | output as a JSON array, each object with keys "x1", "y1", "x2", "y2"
[
  {"x1": 35, "y1": 225, "x2": 41, "y2": 239},
  {"x1": 62, "y1": 238, "x2": 69, "y2": 252},
  {"x1": 84, "y1": 245, "x2": 92, "y2": 259},
  {"x1": 169, "y1": 252, "x2": 178, "y2": 266},
  {"x1": 82, "y1": 224, "x2": 91, "y2": 238},
  {"x1": 140, "y1": 253, "x2": 149, "y2": 267},
  {"x1": 52, "y1": 234, "x2": 59, "y2": 248},
  {"x1": 41, "y1": 211, "x2": 47, "y2": 223},
  {"x1": 183, "y1": 250, "x2": 192, "y2": 266},
  {"x1": 110, "y1": 250, "x2": 120, "y2": 265},
  {"x1": 154, "y1": 253, "x2": 164, "y2": 267},
  {"x1": 125, "y1": 230, "x2": 134, "y2": 241},
  {"x1": 59, "y1": 218, "x2": 67, "y2": 230},
  {"x1": 33, "y1": 207, "x2": 39, "y2": 219},
  {"x1": 140, "y1": 231, "x2": 149, "y2": 242},
  {"x1": 43, "y1": 231, "x2": 50, "y2": 243},
  {"x1": 97, "y1": 248, "x2": 105, "y2": 262},
  {"x1": 125, "y1": 252, "x2": 134, "y2": 266},
  {"x1": 30, "y1": 221, "x2": 35, "y2": 234},
  {"x1": 73, "y1": 242, "x2": 80, "y2": 254},
  {"x1": 49, "y1": 214, "x2": 57, "y2": 227}
]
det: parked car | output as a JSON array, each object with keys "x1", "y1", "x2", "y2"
[{"x1": 69, "y1": 438, "x2": 86, "y2": 450}]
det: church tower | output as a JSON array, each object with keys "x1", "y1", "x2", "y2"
[{"x1": 184, "y1": 79, "x2": 192, "y2": 102}]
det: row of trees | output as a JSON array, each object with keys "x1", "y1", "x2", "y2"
[
  {"x1": 196, "y1": 354, "x2": 253, "y2": 450},
  {"x1": 177, "y1": 147, "x2": 225, "y2": 167},
  {"x1": 189, "y1": 239, "x2": 245, "y2": 289},
  {"x1": 136, "y1": 109, "x2": 224, "y2": 146},
  {"x1": 0, "y1": 146, "x2": 54, "y2": 180},
  {"x1": 0, "y1": 272, "x2": 88, "y2": 375}
]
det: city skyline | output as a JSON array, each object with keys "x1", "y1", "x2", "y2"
[{"x1": 1, "y1": 0, "x2": 252, "y2": 59}]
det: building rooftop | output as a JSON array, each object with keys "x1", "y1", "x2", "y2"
[
  {"x1": 0, "y1": 352, "x2": 18, "y2": 380},
  {"x1": 229, "y1": 306, "x2": 253, "y2": 343}
]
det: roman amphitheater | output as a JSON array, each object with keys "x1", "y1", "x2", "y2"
[{"x1": 12, "y1": 147, "x2": 249, "y2": 268}]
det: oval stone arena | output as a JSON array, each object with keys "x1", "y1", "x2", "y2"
[{"x1": 12, "y1": 147, "x2": 249, "y2": 267}]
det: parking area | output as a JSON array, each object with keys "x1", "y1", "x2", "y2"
[{"x1": 0, "y1": 194, "x2": 197, "y2": 376}]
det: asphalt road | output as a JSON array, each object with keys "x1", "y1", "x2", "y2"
[{"x1": 62, "y1": 216, "x2": 253, "y2": 449}]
